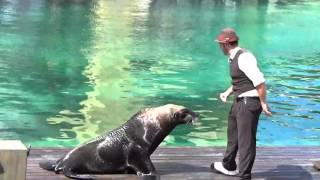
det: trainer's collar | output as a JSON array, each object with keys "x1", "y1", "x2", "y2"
[{"x1": 228, "y1": 47, "x2": 241, "y2": 61}]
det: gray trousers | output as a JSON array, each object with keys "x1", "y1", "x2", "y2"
[{"x1": 222, "y1": 97, "x2": 262, "y2": 179}]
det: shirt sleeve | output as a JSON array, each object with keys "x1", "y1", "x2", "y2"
[{"x1": 238, "y1": 52, "x2": 265, "y2": 87}]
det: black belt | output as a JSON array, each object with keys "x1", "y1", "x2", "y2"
[{"x1": 236, "y1": 96, "x2": 260, "y2": 102}]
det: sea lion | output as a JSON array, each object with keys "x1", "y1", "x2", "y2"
[{"x1": 39, "y1": 104, "x2": 199, "y2": 179}]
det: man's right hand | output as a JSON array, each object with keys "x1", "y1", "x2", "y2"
[
  {"x1": 261, "y1": 102, "x2": 272, "y2": 116},
  {"x1": 219, "y1": 92, "x2": 228, "y2": 102}
]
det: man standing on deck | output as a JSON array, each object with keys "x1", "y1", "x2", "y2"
[{"x1": 211, "y1": 28, "x2": 272, "y2": 180}]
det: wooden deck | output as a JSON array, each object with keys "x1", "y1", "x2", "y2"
[{"x1": 27, "y1": 147, "x2": 320, "y2": 180}]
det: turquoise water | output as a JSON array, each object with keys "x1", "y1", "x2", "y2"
[{"x1": 0, "y1": 0, "x2": 319, "y2": 147}]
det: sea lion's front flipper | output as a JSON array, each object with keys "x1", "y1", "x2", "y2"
[{"x1": 128, "y1": 146, "x2": 157, "y2": 176}]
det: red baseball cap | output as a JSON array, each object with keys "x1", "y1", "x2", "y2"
[{"x1": 215, "y1": 28, "x2": 239, "y2": 43}]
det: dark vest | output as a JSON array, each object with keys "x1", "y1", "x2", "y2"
[{"x1": 229, "y1": 49, "x2": 255, "y2": 97}]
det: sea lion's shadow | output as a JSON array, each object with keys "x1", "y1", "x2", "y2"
[
  {"x1": 39, "y1": 156, "x2": 208, "y2": 174},
  {"x1": 154, "y1": 162, "x2": 209, "y2": 175},
  {"x1": 39, "y1": 156, "x2": 209, "y2": 176}
]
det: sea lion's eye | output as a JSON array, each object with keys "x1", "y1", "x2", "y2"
[
  {"x1": 173, "y1": 112, "x2": 179, "y2": 119},
  {"x1": 173, "y1": 109, "x2": 190, "y2": 120}
]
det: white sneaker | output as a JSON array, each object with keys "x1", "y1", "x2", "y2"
[{"x1": 212, "y1": 162, "x2": 238, "y2": 176}]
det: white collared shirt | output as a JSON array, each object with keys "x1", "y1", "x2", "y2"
[{"x1": 228, "y1": 47, "x2": 265, "y2": 97}]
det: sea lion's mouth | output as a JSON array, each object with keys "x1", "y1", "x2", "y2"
[{"x1": 186, "y1": 112, "x2": 200, "y2": 125}]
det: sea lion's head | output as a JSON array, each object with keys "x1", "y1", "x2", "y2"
[
  {"x1": 137, "y1": 104, "x2": 199, "y2": 151},
  {"x1": 149, "y1": 104, "x2": 199, "y2": 127},
  {"x1": 170, "y1": 104, "x2": 199, "y2": 125},
  {"x1": 138, "y1": 104, "x2": 199, "y2": 131}
]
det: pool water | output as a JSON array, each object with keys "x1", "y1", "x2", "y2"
[{"x1": 0, "y1": 0, "x2": 319, "y2": 147}]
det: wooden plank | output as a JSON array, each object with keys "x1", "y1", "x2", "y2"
[{"x1": 26, "y1": 147, "x2": 320, "y2": 180}]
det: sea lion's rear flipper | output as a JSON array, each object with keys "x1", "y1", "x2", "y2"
[
  {"x1": 39, "y1": 159, "x2": 58, "y2": 171},
  {"x1": 63, "y1": 171, "x2": 97, "y2": 180},
  {"x1": 313, "y1": 161, "x2": 320, "y2": 170}
]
